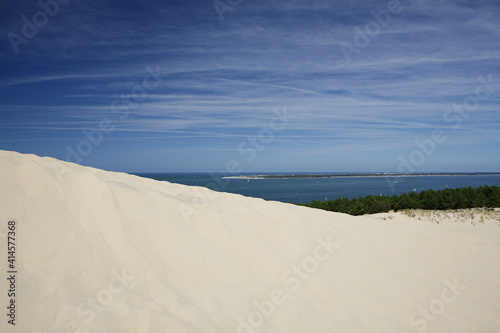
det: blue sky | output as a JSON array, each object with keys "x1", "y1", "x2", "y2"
[{"x1": 0, "y1": 0, "x2": 499, "y2": 173}]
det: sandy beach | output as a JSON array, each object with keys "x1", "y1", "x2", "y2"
[{"x1": 1, "y1": 150, "x2": 499, "y2": 333}]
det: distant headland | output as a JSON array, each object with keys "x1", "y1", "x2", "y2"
[{"x1": 223, "y1": 172, "x2": 500, "y2": 180}]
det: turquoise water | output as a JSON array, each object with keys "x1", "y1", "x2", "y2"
[{"x1": 136, "y1": 173, "x2": 500, "y2": 204}]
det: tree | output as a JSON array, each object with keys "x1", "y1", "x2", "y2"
[{"x1": 347, "y1": 199, "x2": 368, "y2": 216}]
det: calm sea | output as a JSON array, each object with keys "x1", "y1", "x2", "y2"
[{"x1": 135, "y1": 173, "x2": 500, "y2": 204}]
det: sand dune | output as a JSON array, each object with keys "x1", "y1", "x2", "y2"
[{"x1": 1, "y1": 150, "x2": 499, "y2": 333}]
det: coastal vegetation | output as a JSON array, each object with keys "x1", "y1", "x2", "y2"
[{"x1": 298, "y1": 185, "x2": 500, "y2": 216}]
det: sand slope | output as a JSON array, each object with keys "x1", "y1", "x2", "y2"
[{"x1": 0, "y1": 150, "x2": 499, "y2": 333}]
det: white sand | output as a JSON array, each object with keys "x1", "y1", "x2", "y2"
[{"x1": 0, "y1": 150, "x2": 499, "y2": 333}]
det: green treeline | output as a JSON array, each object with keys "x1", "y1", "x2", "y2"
[{"x1": 298, "y1": 186, "x2": 500, "y2": 216}]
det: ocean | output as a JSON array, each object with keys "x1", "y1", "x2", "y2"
[{"x1": 135, "y1": 173, "x2": 500, "y2": 204}]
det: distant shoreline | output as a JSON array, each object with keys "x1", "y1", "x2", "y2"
[{"x1": 223, "y1": 173, "x2": 500, "y2": 180}]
